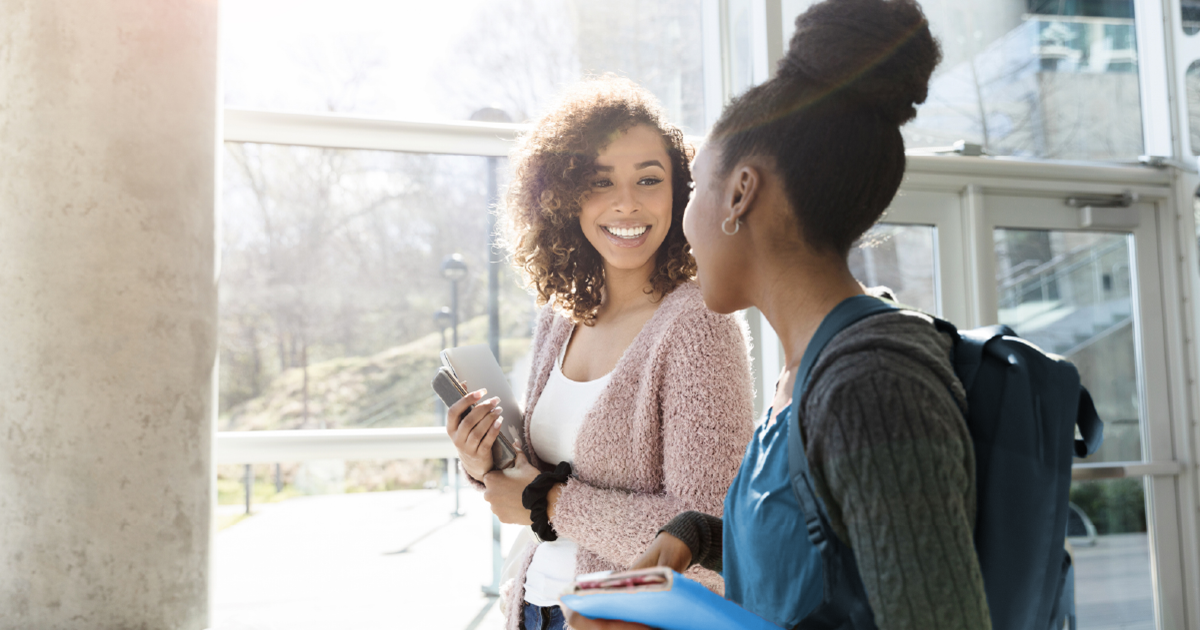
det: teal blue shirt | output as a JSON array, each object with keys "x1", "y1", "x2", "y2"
[{"x1": 723, "y1": 406, "x2": 824, "y2": 628}]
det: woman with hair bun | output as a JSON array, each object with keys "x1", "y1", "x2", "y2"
[
  {"x1": 444, "y1": 76, "x2": 755, "y2": 630},
  {"x1": 568, "y1": 1, "x2": 991, "y2": 629}
]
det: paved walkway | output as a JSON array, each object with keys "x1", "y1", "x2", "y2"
[
  {"x1": 1073, "y1": 533, "x2": 1155, "y2": 630},
  {"x1": 210, "y1": 488, "x2": 519, "y2": 630},
  {"x1": 209, "y1": 488, "x2": 1156, "y2": 630}
]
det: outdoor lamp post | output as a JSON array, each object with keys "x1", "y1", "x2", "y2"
[
  {"x1": 440, "y1": 255, "x2": 468, "y2": 518},
  {"x1": 470, "y1": 107, "x2": 513, "y2": 363},
  {"x1": 440, "y1": 254, "x2": 468, "y2": 348},
  {"x1": 471, "y1": 107, "x2": 513, "y2": 600},
  {"x1": 433, "y1": 307, "x2": 454, "y2": 492},
  {"x1": 434, "y1": 306, "x2": 453, "y2": 354}
]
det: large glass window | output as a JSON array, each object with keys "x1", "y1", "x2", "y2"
[
  {"x1": 220, "y1": 144, "x2": 534, "y2": 434},
  {"x1": 724, "y1": 0, "x2": 763, "y2": 101},
  {"x1": 849, "y1": 224, "x2": 939, "y2": 314},
  {"x1": 1186, "y1": 61, "x2": 1200, "y2": 154},
  {"x1": 1183, "y1": 0, "x2": 1200, "y2": 35},
  {"x1": 1069, "y1": 477, "x2": 1154, "y2": 630},
  {"x1": 218, "y1": 4, "x2": 1195, "y2": 628},
  {"x1": 782, "y1": 0, "x2": 1144, "y2": 161},
  {"x1": 218, "y1": 144, "x2": 534, "y2": 627},
  {"x1": 994, "y1": 228, "x2": 1154, "y2": 629},
  {"x1": 223, "y1": 0, "x2": 709, "y2": 134},
  {"x1": 994, "y1": 229, "x2": 1141, "y2": 462}
]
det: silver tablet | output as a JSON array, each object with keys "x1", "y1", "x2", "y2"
[{"x1": 440, "y1": 344, "x2": 525, "y2": 468}]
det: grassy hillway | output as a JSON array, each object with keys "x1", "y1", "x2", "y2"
[
  {"x1": 221, "y1": 310, "x2": 534, "y2": 432},
  {"x1": 217, "y1": 305, "x2": 535, "y2": 495}
]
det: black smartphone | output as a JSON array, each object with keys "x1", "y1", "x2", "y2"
[
  {"x1": 430, "y1": 366, "x2": 517, "y2": 470},
  {"x1": 432, "y1": 366, "x2": 471, "y2": 418}
]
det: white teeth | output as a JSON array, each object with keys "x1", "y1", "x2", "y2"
[{"x1": 606, "y1": 226, "x2": 648, "y2": 239}]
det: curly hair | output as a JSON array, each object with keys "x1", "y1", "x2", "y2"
[{"x1": 503, "y1": 76, "x2": 696, "y2": 325}]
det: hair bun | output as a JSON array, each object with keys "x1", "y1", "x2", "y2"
[{"x1": 777, "y1": 0, "x2": 942, "y2": 125}]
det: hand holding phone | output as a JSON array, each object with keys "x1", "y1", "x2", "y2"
[{"x1": 432, "y1": 367, "x2": 517, "y2": 477}]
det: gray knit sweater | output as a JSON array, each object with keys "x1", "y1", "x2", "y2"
[{"x1": 663, "y1": 310, "x2": 991, "y2": 630}]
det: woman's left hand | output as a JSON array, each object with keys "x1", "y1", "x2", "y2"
[{"x1": 482, "y1": 451, "x2": 542, "y2": 526}]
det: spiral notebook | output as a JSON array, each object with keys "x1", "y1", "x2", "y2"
[{"x1": 559, "y1": 567, "x2": 783, "y2": 630}]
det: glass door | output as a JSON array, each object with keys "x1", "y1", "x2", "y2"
[
  {"x1": 751, "y1": 174, "x2": 1190, "y2": 629},
  {"x1": 979, "y1": 191, "x2": 1184, "y2": 630}
]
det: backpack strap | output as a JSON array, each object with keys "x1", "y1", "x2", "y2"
[
  {"x1": 933, "y1": 320, "x2": 1014, "y2": 392},
  {"x1": 794, "y1": 296, "x2": 901, "y2": 396},
  {"x1": 788, "y1": 295, "x2": 899, "y2": 545},
  {"x1": 1075, "y1": 389, "x2": 1104, "y2": 457},
  {"x1": 786, "y1": 295, "x2": 897, "y2": 629}
]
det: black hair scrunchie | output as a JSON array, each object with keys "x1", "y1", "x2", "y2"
[{"x1": 522, "y1": 461, "x2": 573, "y2": 542}]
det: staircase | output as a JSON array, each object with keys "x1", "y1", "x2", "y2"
[{"x1": 996, "y1": 237, "x2": 1133, "y2": 357}]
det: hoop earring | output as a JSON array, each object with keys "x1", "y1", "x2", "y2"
[{"x1": 721, "y1": 215, "x2": 741, "y2": 236}]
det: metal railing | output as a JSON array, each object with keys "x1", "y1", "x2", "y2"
[
  {"x1": 216, "y1": 427, "x2": 456, "y2": 464},
  {"x1": 997, "y1": 237, "x2": 1129, "y2": 311},
  {"x1": 215, "y1": 428, "x2": 1139, "y2": 493},
  {"x1": 216, "y1": 428, "x2": 504, "y2": 596},
  {"x1": 995, "y1": 236, "x2": 1134, "y2": 357}
]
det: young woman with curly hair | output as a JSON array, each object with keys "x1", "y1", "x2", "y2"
[
  {"x1": 569, "y1": 1, "x2": 992, "y2": 629},
  {"x1": 444, "y1": 76, "x2": 755, "y2": 630}
]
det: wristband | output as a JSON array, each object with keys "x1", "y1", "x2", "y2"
[{"x1": 522, "y1": 461, "x2": 572, "y2": 542}]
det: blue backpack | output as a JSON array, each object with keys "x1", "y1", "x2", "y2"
[{"x1": 787, "y1": 295, "x2": 1104, "y2": 630}]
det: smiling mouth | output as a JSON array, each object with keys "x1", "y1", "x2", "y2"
[{"x1": 603, "y1": 225, "x2": 649, "y2": 239}]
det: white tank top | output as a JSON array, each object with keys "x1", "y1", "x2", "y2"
[{"x1": 522, "y1": 332, "x2": 612, "y2": 607}]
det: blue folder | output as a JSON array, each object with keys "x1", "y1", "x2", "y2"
[{"x1": 559, "y1": 569, "x2": 784, "y2": 630}]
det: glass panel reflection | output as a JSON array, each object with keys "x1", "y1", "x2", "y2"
[
  {"x1": 782, "y1": 0, "x2": 1144, "y2": 160},
  {"x1": 1069, "y1": 477, "x2": 1154, "y2": 630},
  {"x1": 218, "y1": 144, "x2": 537, "y2": 628},
  {"x1": 220, "y1": 143, "x2": 536, "y2": 432},
  {"x1": 1188, "y1": 61, "x2": 1200, "y2": 155},
  {"x1": 850, "y1": 224, "x2": 939, "y2": 315},
  {"x1": 1183, "y1": 0, "x2": 1200, "y2": 35},
  {"x1": 994, "y1": 229, "x2": 1141, "y2": 462},
  {"x1": 725, "y1": 0, "x2": 760, "y2": 100},
  {"x1": 223, "y1": 0, "x2": 708, "y2": 134}
]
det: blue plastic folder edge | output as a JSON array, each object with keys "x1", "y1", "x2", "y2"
[{"x1": 559, "y1": 570, "x2": 783, "y2": 630}]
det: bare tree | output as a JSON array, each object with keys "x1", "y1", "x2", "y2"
[
  {"x1": 906, "y1": 14, "x2": 1142, "y2": 161},
  {"x1": 433, "y1": 0, "x2": 581, "y2": 122}
]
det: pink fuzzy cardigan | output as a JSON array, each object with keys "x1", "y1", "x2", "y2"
[{"x1": 501, "y1": 281, "x2": 755, "y2": 628}]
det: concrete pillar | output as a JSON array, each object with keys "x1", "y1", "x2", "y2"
[{"x1": 0, "y1": 1, "x2": 217, "y2": 628}]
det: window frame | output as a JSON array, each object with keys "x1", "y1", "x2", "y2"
[{"x1": 216, "y1": 1, "x2": 1200, "y2": 626}]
